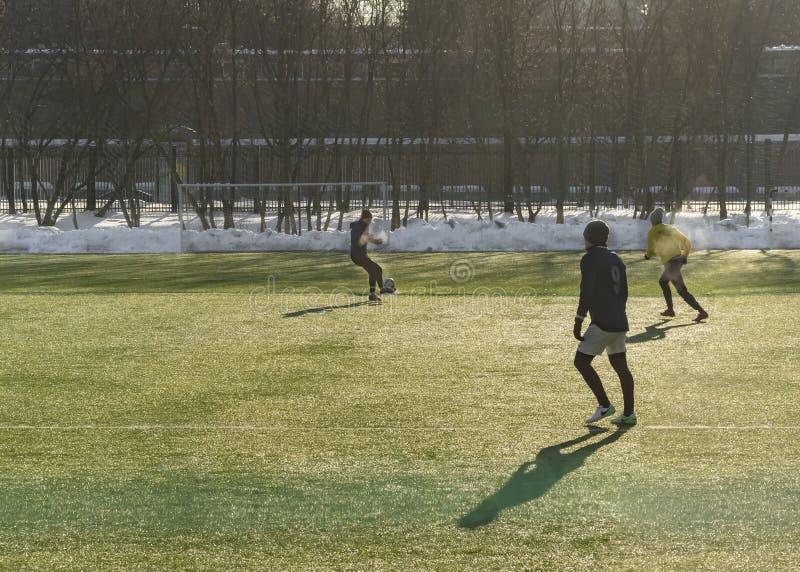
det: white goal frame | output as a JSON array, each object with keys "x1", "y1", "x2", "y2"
[{"x1": 177, "y1": 181, "x2": 389, "y2": 237}]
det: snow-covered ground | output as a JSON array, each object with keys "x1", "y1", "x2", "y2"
[{"x1": 0, "y1": 209, "x2": 798, "y2": 254}]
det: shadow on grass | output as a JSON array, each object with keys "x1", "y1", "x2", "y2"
[
  {"x1": 282, "y1": 301, "x2": 371, "y2": 318},
  {"x1": 626, "y1": 319, "x2": 698, "y2": 344},
  {"x1": 458, "y1": 427, "x2": 627, "y2": 529}
]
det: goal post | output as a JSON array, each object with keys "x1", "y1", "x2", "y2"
[{"x1": 177, "y1": 182, "x2": 389, "y2": 245}]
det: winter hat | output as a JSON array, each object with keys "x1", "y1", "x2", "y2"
[
  {"x1": 583, "y1": 220, "x2": 609, "y2": 246},
  {"x1": 650, "y1": 208, "x2": 664, "y2": 226}
]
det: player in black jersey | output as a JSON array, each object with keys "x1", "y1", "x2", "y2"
[
  {"x1": 573, "y1": 220, "x2": 637, "y2": 426},
  {"x1": 350, "y1": 210, "x2": 393, "y2": 302}
]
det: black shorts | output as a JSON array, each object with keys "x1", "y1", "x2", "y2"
[{"x1": 661, "y1": 256, "x2": 686, "y2": 287}]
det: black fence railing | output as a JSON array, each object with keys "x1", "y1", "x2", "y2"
[{"x1": 2, "y1": 139, "x2": 800, "y2": 222}]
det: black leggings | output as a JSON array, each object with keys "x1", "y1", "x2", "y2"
[
  {"x1": 574, "y1": 351, "x2": 635, "y2": 416},
  {"x1": 352, "y1": 256, "x2": 383, "y2": 290},
  {"x1": 659, "y1": 257, "x2": 702, "y2": 311}
]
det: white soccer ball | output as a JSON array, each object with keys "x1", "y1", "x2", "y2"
[{"x1": 384, "y1": 277, "x2": 396, "y2": 292}]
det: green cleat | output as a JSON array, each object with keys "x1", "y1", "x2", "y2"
[{"x1": 611, "y1": 412, "x2": 637, "y2": 426}]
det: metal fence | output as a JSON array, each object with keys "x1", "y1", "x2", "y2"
[
  {"x1": 2, "y1": 139, "x2": 800, "y2": 221},
  {"x1": 178, "y1": 182, "x2": 389, "y2": 234}
]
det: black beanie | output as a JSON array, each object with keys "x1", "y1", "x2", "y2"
[
  {"x1": 650, "y1": 208, "x2": 664, "y2": 226},
  {"x1": 583, "y1": 220, "x2": 609, "y2": 245}
]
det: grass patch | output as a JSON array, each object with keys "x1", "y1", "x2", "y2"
[{"x1": 1, "y1": 251, "x2": 799, "y2": 570}]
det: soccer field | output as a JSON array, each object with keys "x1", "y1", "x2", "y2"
[{"x1": 1, "y1": 251, "x2": 799, "y2": 571}]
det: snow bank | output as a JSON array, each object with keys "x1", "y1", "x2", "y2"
[
  {"x1": 0, "y1": 210, "x2": 798, "y2": 254},
  {"x1": 377, "y1": 211, "x2": 800, "y2": 252},
  {"x1": 0, "y1": 226, "x2": 181, "y2": 254},
  {"x1": 183, "y1": 227, "x2": 349, "y2": 252}
]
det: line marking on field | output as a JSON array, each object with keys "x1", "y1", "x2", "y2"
[{"x1": 0, "y1": 424, "x2": 798, "y2": 431}]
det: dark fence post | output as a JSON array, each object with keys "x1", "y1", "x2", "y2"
[
  {"x1": 3, "y1": 147, "x2": 16, "y2": 215},
  {"x1": 86, "y1": 145, "x2": 97, "y2": 211},
  {"x1": 170, "y1": 145, "x2": 179, "y2": 213},
  {"x1": 764, "y1": 138, "x2": 772, "y2": 215},
  {"x1": 589, "y1": 137, "x2": 597, "y2": 213}
]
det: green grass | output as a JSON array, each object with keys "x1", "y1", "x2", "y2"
[{"x1": 1, "y1": 250, "x2": 799, "y2": 570}]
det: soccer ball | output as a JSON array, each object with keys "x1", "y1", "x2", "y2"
[{"x1": 383, "y1": 277, "x2": 396, "y2": 292}]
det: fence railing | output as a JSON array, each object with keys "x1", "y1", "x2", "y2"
[
  {"x1": 177, "y1": 182, "x2": 389, "y2": 234},
  {"x1": 3, "y1": 140, "x2": 800, "y2": 222},
  {"x1": 2, "y1": 183, "x2": 797, "y2": 217}
]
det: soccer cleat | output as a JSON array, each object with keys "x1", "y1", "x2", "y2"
[
  {"x1": 379, "y1": 286, "x2": 395, "y2": 294},
  {"x1": 660, "y1": 308, "x2": 675, "y2": 317},
  {"x1": 368, "y1": 293, "x2": 382, "y2": 302},
  {"x1": 585, "y1": 405, "x2": 616, "y2": 424},
  {"x1": 611, "y1": 412, "x2": 637, "y2": 426},
  {"x1": 693, "y1": 309, "x2": 709, "y2": 322}
]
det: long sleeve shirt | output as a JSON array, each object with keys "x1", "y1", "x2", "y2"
[
  {"x1": 576, "y1": 246, "x2": 629, "y2": 333},
  {"x1": 647, "y1": 223, "x2": 692, "y2": 264},
  {"x1": 350, "y1": 220, "x2": 369, "y2": 260}
]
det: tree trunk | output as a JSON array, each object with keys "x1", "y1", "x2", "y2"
[
  {"x1": 3, "y1": 148, "x2": 15, "y2": 215},
  {"x1": 717, "y1": 137, "x2": 729, "y2": 220},
  {"x1": 556, "y1": 137, "x2": 567, "y2": 224},
  {"x1": 502, "y1": 132, "x2": 515, "y2": 214}
]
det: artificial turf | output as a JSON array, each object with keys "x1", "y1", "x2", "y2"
[{"x1": 1, "y1": 250, "x2": 799, "y2": 570}]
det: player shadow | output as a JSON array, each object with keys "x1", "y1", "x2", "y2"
[
  {"x1": 282, "y1": 301, "x2": 370, "y2": 318},
  {"x1": 458, "y1": 427, "x2": 627, "y2": 529},
  {"x1": 625, "y1": 319, "x2": 697, "y2": 344}
]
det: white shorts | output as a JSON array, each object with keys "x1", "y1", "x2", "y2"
[{"x1": 577, "y1": 324, "x2": 627, "y2": 356}]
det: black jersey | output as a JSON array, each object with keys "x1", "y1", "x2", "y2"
[
  {"x1": 350, "y1": 220, "x2": 368, "y2": 260},
  {"x1": 577, "y1": 246, "x2": 629, "y2": 332}
]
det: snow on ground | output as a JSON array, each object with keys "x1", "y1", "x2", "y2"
[{"x1": 0, "y1": 209, "x2": 798, "y2": 254}]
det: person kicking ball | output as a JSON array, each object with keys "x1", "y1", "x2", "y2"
[
  {"x1": 573, "y1": 220, "x2": 637, "y2": 427},
  {"x1": 645, "y1": 208, "x2": 708, "y2": 322},
  {"x1": 350, "y1": 210, "x2": 394, "y2": 302}
]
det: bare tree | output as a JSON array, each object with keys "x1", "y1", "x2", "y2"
[
  {"x1": 179, "y1": 0, "x2": 237, "y2": 230},
  {"x1": 737, "y1": 1, "x2": 777, "y2": 225},
  {"x1": 86, "y1": 1, "x2": 182, "y2": 228},
  {"x1": 2, "y1": 0, "x2": 799, "y2": 225},
  {"x1": 609, "y1": 0, "x2": 675, "y2": 219},
  {"x1": 0, "y1": 4, "x2": 21, "y2": 214},
  {"x1": 751, "y1": 4, "x2": 800, "y2": 219},
  {"x1": 460, "y1": 1, "x2": 497, "y2": 221},
  {"x1": 543, "y1": 0, "x2": 593, "y2": 223},
  {"x1": 6, "y1": 2, "x2": 99, "y2": 227},
  {"x1": 402, "y1": 0, "x2": 462, "y2": 221},
  {"x1": 246, "y1": 0, "x2": 321, "y2": 234},
  {"x1": 374, "y1": 1, "x2": 407, "y2": 230},
  {"x1": 689, "y1": 0, "x2": 771, "y2": 219}
]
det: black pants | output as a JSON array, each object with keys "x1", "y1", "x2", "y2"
[
  {"x1": 660, "y1": 257, "x2": 687, "y2": 291},
  {"x1": 574, "y1": 351, "x2": 635, "y2": 416},
  {"x1": 352, "y1": 256, "x2": 383, "y2": 290},
  {"x1": 659, "y1": 256, "x2": 702, "y2": 311}
]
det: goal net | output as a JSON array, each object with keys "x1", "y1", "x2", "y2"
[{"x1": 177, "y1": 182, "x2": 388, "y2": 239}]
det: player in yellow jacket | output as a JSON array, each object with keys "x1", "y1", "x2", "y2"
[{"x1": 645, "y1": 208, "x2": 708, "y2": 322}]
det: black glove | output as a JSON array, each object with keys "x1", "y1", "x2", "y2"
[{"x1": 573, "y1": 318, "x2": 585, "y2": 341}]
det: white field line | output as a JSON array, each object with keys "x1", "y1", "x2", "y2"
[{"x1": 0, "y1": 424, "x2": 797, "y2": 431}]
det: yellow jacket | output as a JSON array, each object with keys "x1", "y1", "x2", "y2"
[{"x1": 647, "y1": 224, "x2": 692, "y2": 264}]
